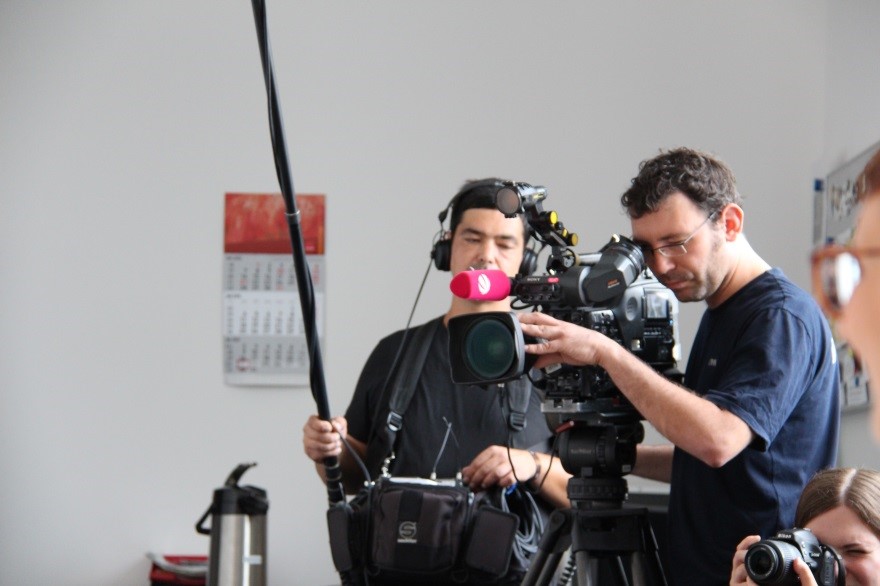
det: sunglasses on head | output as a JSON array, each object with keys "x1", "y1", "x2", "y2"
[{"x1": 811, "y1": 244, "x2": 880, "y2": 318}]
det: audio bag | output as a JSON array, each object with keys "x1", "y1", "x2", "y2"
[{"x1": 330, "y1": 477, "x2": 532, "y2": 584}]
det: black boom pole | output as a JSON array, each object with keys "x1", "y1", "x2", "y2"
[{"x1": 250, "y1": 0, "x2": 344, "y2": 506}]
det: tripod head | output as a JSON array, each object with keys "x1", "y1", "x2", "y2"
[
  {"x1": 553, "y1": 417, "x2": 645, "y2": 511},
  {"x1": 521, "y1": 417, "x2": 668, "y2": 586}
]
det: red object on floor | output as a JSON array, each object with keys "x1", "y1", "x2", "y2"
[{"x1": 149, "y1": 554, "x2": 207, "y2": 585}]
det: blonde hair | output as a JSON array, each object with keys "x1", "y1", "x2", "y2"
[{"x1": 795, "y1": 468, "x2": 880, "y2": 539}]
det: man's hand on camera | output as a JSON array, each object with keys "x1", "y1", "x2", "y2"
[
  {"x1": 519, "y1": 312, "x2": 615, "y2": 370},
  {"x1": 461, "y1": 446, "x2": 536, "y2": 491},
  {"x1": 303, "y1": 414, "x2": 347, "y2": 463}
]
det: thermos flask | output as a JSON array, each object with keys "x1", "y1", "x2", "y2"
[{"x1": 196, "y1": 462, "x2": 269, "y2": 586}]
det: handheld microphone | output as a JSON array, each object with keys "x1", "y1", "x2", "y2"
[{"x1": 449, "y1": 269, "x2": 512, "y2": 301}]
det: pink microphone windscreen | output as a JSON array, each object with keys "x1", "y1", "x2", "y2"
[{"x1": 449, "y1": 269, "x2": 511, "y2": 301}]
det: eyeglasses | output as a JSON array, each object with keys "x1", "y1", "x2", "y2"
[
  {"x1": 811, "y1": 244, "x2": 880, "y2": 318},
  {"x1": 640, "y1": 212, "x2": 718, "y2": 259}
]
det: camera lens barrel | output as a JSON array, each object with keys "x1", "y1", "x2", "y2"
[
  {"x1": 448, "y1": 312, "x2": 531, "y2": 385},
  {"x1": 462, "y1": 318, "x2": 518, "y2": 380},
  {"x1": 744, "y1": 540, "x2": 802, "y2": 585}
]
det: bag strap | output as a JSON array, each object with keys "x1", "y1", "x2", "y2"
[
  {"x1": 365, "y1": 316, "x2": 534, "y2": 474},
  {"x1": 505, "y1": 377, "x2": 531, "y2": 440},
  {"x1": 385, "y1": 317, "x2": 441, "y2": 436},
  {"x1": 364, "y1": 317, "x2": 441, "y2": 476},
  {"x1": 387, "y1": 319, "x2": 532, "y2": 444}
]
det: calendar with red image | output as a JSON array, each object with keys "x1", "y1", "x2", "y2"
[{"x1": 223, "y1": 192, "x2": 326, "y2": 386}]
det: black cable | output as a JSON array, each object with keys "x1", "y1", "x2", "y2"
[
  {"x1": 381, "y1": 257, "x2": 434, "y2": 394},
  {"x1": 505, "y1": 402, "x2": 559, "y2": 496}
]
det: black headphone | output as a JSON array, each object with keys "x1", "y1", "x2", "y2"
[{"x1": 431, "y1": 179, "x2": 538, "y2": 275}]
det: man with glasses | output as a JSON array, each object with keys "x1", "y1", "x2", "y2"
[
  {"x1": 813, "y1": 147, "x2": 880, "y2": 442},
  {"x1": 519, "y1": 148, "x2": 840, "y2": 585}
]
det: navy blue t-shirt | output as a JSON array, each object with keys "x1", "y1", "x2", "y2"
[{"x1": 666, "y1": 269, "x2": 840, "y2": 586}]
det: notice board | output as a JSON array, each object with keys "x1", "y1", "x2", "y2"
[{"x1": 816, "y1": 141, "x2": 879, "y2": 410}]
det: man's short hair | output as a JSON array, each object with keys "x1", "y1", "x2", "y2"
[{"x1": 449, "y1": 178, "x2": 529, "y2": 241}]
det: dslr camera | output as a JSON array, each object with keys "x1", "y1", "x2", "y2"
[{"x1": 745, "y1": 528, "x2": 844, "y2": 586}]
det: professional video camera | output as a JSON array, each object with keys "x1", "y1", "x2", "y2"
[
  {"x1": 447, "y1": 181, "x2": 681, "y2": 430},
  {"x1": 744, "y1": 528, "x2": 845, "y2": 586},
  {"x1": 447, "y1": 182, "x2": 682, "y2": 584}
]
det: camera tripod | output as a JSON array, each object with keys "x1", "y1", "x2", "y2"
[{"x1": 521, "y1": 421, "x2": 668, "y2": 586}]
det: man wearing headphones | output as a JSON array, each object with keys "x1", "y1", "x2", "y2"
[
  {"x1": 303, "y1": 179, "x2": 568, "y2": 503},
  {"x1": 302, "y1": 179, "x2": 570, "y2": 582}
]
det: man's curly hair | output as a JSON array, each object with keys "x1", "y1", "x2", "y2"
[{"x1": 621, "y1": 147, "x2": 742, "y2": 219}]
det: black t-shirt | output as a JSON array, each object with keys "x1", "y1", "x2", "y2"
[
  {"x1": 345, "y1": 316, "x2": 553, "y2": 480},
  {"x1": 344, "y1": 317, "x2": 556, "y2": 585}
]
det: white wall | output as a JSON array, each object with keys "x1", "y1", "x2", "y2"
[{"x1": 0, "y1": 1, "x2": 876, "y2": 584}]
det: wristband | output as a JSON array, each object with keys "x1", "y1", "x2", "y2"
[{"x1": 526, "y1": 450, "x2": 542, "y2": 484}]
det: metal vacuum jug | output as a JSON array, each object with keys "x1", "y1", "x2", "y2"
[{"x1": 196, "y1": 462, "x2": 269, "y2": 586}]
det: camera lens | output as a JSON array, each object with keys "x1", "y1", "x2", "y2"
[
  {"x1": 463, "y1": 319, "x2": 516, "y2": 380},
  {"x1": 744, "y1": 541, "x2": 801, "y2": 584},
  {"x1": 747, "y1": 548, "x2": 776, "y2": 576}
]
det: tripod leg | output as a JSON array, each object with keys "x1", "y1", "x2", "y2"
[
  {"x1": 630, "y1": 549, "x2": 670, "y2": 586},
  {"x1": 574, "y1": 551, "x2": 600, "y2": 586},
  {"x1": 566, "y1": 506, "x2": 668, "y2": 586},
  {"x1": 630, "y1": 553, "x2": 651, "y2": 586},
  {"x1": 605, "y1": 510, "x2": 668, "y2": 586},
  {"x1": 632, "y1": 516, "x2": 668, "y2": 586},
  {"x1": 521, "y1": 509, "x2": 573, "y2": 586},
  {"x1": 614, "y1": 555, "x2": 632, "y2": 586},
  {"x1": 575, "y1": 553, "x2": 636, "y2": 586}
]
